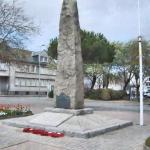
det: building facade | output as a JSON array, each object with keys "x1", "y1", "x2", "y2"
[
  {"x1": 0, "y1": 50, "x2": 56, "y2": 96},
  {"x1": 144, "y1": 76, "x2": 150, "y2": 97}
]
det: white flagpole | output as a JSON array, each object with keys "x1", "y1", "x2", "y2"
[{"x1": 138, "y1": 0, "x2": 144, "y2": 126}]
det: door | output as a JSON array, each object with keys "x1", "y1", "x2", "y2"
[{"x1": 0, "y1": 77, "x2": 9, "y2": 95}]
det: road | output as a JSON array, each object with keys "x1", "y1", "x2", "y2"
[{"x1": 0, "y1": 97, "x2": 150, "y2": 124}]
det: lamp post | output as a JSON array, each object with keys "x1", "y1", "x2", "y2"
[
  {"x1": 138, "y1": 0, "x2": 144, "y2": 126},
  {"x1": 38, "y1": 51, "x2": 41, "y2": 97},
  {"x1": 38, "y1": 45, "x2": 46, "y2": 97}
]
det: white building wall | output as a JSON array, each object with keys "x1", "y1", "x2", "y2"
[{"x1": 0, "y1": 62, "x2": 56, "y2": 95}]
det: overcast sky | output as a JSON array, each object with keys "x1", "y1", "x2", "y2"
[{"x1": 16, "y1": 0, "x2": 150, "y2": 51}]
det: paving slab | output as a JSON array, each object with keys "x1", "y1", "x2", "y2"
[
  {"x1": 2, "y1": 111, "x2": 132, "y2": 138},
  {"x1": 29, "y1": 112, "x2": 73, "y2": 127},
  {"x1": 0, "y1": 138, "x2": 27, "y2": 149},
  {"x1": 2, "y1": 141, "x2": 66, "y2": 150},
  {"x1": 0, "y1": 125, "x2": 27, "y2": 149}
]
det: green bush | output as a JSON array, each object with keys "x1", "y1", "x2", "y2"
[
  {"x1": 48, "y1": 90, "x2": 54, "y2": 98},
  {"x1": 99, "y1": 89, "x2": 111, "y2": 100},
  {"x1": 85, "y1": 89, "x2": 127, "y2": 100},
  {"x1": 110, "y1": 90, "x2": 126, "y2": 100},
  {"x1": 87, "y1": 90, "x2": 101, "y2": 100},
  {"x1": 146, "y1": 137, "x2": 150, "y2": 147}
]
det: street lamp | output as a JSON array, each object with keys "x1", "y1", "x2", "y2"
[
  {"x1": 38, "y1": 45, "x2": 45, "y2": 97},
  {"x1": 138, "y1": 0, "x2": 144, "y2": 126},
  {"x1": 38, "y1": 51, "x2": 41, "y2": 97}
]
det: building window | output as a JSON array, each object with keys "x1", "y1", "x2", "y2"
[
  {"x1": 26, "y1": 65, "x2": 30, "y2": 72},
  {"x1": 15, "y1": 91, "x2": 19, "y2": 95},
  {"x1": 26, "y1": 80, "x2": 30, "y2": 87},
  {"x1": 32, "y1": 79, "x2": 36, "y2": 87},
  {"x1": 20, "y1": 79, "x2": 25, "y2": 86},
  {"x1": 35, "y1": 79, "x2": 38, "y2": 86},
  {"x1": 44, "y1": 80, "x2": 47, "y2": 86},
  {"x1": 15, "y1": 78, "x2": 20, "y2": 86},
  {"x1": 31, "y1": 65, "x2": 35, "y2": 73},
  {"x1": 40, "y1": 56, "x2": 48, "y2": 62},
  {"x1": 51, "y1": 85, "x2": 54, "y2": 91},
  {"x1": 26, "y1": 91, "x2": 29, "y2": 95},
  {"x1": 0, "y1": 63, "x2": 8, "y2": 71},
  {"x1": 40, "y1": 56, "x2": 44, "y2": 62},
  {"x1": 44, "y1": 57, "x2": 48, "y2": 62},
  {"x1": 146, "y1": 83, "x2": 150, "y2": 86},
  {"x1": 41, "y1": 80, "x2": 43, "y2": 86}
]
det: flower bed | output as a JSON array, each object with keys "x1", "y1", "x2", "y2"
[{"x1": 0, "y1": 104, "x2": 33, "y2": 119}]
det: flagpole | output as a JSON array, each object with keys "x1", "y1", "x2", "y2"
[{"x1": 138, "y1": 0, "x2": 144, "y2": 126}]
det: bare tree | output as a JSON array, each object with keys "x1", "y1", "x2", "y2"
[
  {"x1": 0, "y1": 0, "x2": 37, "y2": 47},
  {"x1": 84, "y1": 63, "x2": 103, "y2": 89}
]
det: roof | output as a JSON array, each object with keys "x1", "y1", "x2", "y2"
[
  {"x1": 0, "y1": 42, "x2": 49, "y2": 66},
  {"x1": 32, "y1": 50, "x2": 48, "y2": 57}
]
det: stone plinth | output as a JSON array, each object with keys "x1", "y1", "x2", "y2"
[
  {"x1": 44, "y1": 108, "x2": 93, "y2": 116},
  {"x1": 2, "y1": 112, "x2": 132, "y2": 139},
  {"x1": 55, "y1": 0, "x2": 84, "y2": 109}
]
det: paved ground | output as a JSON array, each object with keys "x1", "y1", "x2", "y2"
[
  {"x1": 0, "y1": 97, "x2": 150, "y2": 113},
  {"x1": 0, "y1": 97, "x2": 150, "y2": 149},
  {"x1": 0, "y1": 120, "x2": 149, "y2": 150},
  {"x1": 0, "y1": 97, "x2": 150, "y2": 124}
]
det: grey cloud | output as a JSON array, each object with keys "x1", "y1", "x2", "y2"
[{"x1": 5, "y1": 0, "x2": 150, "y2": 51}]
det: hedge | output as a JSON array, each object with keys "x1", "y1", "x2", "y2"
[{"x1": 85, "y1": 89, "x2": 127, "y2": 100}]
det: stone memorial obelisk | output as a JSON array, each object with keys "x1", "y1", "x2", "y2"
[{"x1": 55, "y1": 0, "x2": 84, "y2": 109}]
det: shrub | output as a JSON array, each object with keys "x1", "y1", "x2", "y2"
[
  {"x1": 110, "y1": 90, "x2": 126, "y2": 100},
  {"x1": 99, "y1": 89, "x2": 111, "y2": 100},
  {"x1": 146, "y1": 137, "x2": 150, "y2": 147},
  {"x1": 85, "y1": 89, "x2": 127, "y2": 100},
  {"x1": 88, "y1": 90, "x2": 101, "y2": 100},
  {"x1": 48, "y1": 90, "x2": 54, "y2": 98}
]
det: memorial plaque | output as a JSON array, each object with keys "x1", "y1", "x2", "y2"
[{"x1": 56, "y1": 93, "x2": 70, "y2": 109}]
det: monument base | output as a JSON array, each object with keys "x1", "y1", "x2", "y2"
[
  {"x1": 44, "y1": 107, "x2": 93, "y2": 116},
  {"x1": 2, "y1": 110, "x2": 133, "y2": 138}
]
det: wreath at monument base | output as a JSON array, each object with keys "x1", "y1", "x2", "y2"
[{"x1": 23, "y1": 128, "x2": 64, "y2": 138}]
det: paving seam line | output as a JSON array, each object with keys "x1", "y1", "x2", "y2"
[
  {"x1": 56, "y1": 115, "x2": 74, "y2": 127},
  {"x1": 0, "y1": 140, "x2": 29, "y2": 149}
]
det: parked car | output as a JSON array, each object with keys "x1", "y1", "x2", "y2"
[{"x1": 144, "y1": 92, "x2": 150, "y2": 98}]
